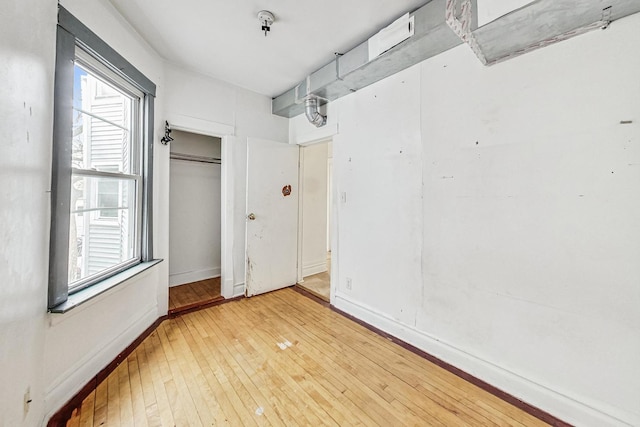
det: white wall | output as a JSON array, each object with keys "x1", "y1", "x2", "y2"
[
  {"x1": 169, "y1": 131, "x2": 222, "y2": 286},
  {"x1": 163, "y1": 62, "x2": 288, "y2": 296},
  {"x1": 327, "y1": 149, "x2": 333, "y2": 252},
  {"x1": 292, "y1": 13, "x2": 640, "y2": 427},
  {"x1": 301, "y1": 142, "x2": 329, "y2": 277},
  {"x1": 0, "y1": 1, "x2": 56, "y2": 425},
  {"x1": 0, "y1": 0, "x2": 169, "y2": 425},
  {"x1": 334, "y1": 65, "x2": 424, "y2": 322}
]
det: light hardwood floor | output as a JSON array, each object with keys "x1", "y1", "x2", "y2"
[
  {"x1": 65, "y1": 288, "x2": 548, "y2": 426},
  {"x1": 168, "y1": 277, "x2": 223, "y2": 314}
]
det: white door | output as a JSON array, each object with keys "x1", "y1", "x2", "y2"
[{"x1": 245, "y1": 138, "x2": 299, "y2": 296}]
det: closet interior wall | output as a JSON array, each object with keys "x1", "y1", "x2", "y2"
[{"x1": 169, "y1": 130, "x2": 222, "y2": 287}]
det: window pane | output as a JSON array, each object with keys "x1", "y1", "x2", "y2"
[
  {"x1": 69, "y1": 175, "x2": 137, "y2": 287},
  {"x1": 73, "y1": 63, "x2": 136, "y2": 174},
  {"x1": 97, "y1": 178, "x2": 119, "y2": 218}
]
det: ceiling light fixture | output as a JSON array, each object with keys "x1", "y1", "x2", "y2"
[{"x1": 257, "y1": 10, "x2": 275, "y2": 37}]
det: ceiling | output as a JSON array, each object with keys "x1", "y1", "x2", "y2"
[{"x1": 108, "y1": 0, "x2": 430, "y2": 97}]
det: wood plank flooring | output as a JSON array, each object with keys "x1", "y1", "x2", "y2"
[
  {"x1": 168, "y1": 277, "x2": 223, "y2": 315},
  {"x1": 65, "y1": 288, "x2": 549, "y2": 426}
]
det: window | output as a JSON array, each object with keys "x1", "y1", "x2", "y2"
[
  {"x1": 70, "y1": 57, "x2": 141, "y2": 289},
  {"x1": 49, "y1": 7, "x2": 157, "y2": 309}
]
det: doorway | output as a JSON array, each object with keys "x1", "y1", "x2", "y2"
[
  {"x1": 296, "y1": 140, "x2": 332, "y2": 301},
  {"x1": 168, "y1": 130, "x2": 224, "y2": 314}
]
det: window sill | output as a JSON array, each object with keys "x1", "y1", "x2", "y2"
[{"x1": 49, "y1": 259, "x2": 163, "y2": 314}]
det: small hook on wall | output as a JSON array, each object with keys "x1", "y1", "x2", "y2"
[{"x1": 160, "y1": 120, "x2": 173, "y2": 145}]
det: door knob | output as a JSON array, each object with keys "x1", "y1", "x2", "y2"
[{"x1": 248, "y1": 213, "x2": 256, "y2": 220}]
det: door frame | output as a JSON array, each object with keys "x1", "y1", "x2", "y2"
[
  {"x1": 166, "y1": 115, "x2": 235, "y2": 298},
  {"x1": 296, "y1": 138, "x2": 333, "y2": 298}
]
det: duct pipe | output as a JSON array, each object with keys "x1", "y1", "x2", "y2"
[{"x1": 304, "y1": 97, "x2": 327, "y2": 127}]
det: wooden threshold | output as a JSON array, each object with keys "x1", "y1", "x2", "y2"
[
  {"x1": 168, "y1": 295, "x2": 240, "y2": 318},
  {"x1": 294, "y1": 283, "x2": 329, "y2": 303},
  {"x1": 293, "y1": 284, "x2": 330, "y2": 307},
  {"x1": 168, "y1": 295, "x2": 225, "y2": 317},
  {"x1": 168, "y1": 277, "x2": 223, "y2": 316},
  {"x1": 296, "y1": 268, "x2": 330, "y2": 302}
]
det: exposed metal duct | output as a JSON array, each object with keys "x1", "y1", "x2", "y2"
[
  {"x1": 273, "y1": 0, "x2": 640, "y2": 119},
  {"x1": 273, "y1": 0, "x2": 471, "y2": 119},
  {"x1": 304, "y1": 96, "x2": 327, "y2": 127},
  {"x1": 454, "y1": 0, "x2": 640, "y2": 66}
]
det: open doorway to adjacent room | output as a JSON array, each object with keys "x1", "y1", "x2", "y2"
[
  {"x1": 168, "y1": 130, "x2": 223, "y2": 314},
  {"x1": 296, "y1": 140, "x2": 332, "y2": 301}
]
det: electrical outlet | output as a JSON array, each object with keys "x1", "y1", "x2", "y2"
[
  {"x1": 24, "y1": 387, "x2": 31, "y2": 414},
  {"x1": 345, "y1": 277, "x2": 352, "y2": 291}
]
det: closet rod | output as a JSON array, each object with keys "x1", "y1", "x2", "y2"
[{"x1": 170, "y1": 152, "x2": 221, "y2": 164}]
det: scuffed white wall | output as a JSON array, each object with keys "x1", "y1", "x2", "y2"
[
  {"x1": 301, "y1": 142, "x2": 330, "y2": 277},
  {"x1": 334, "y1": 65, "x2": 424, "y2": 325},
  {"x1": 0, "y1": 1, "x2": 57, "y2": 425},
  {"x1": 169, "y1": 131, "x2": 222, "y2": 286},
  {"x1": 292, "y1": 13, "x2": 640, "y2": 427},
  {"x1": 419, "y1": 15, "x2": 640, "y2": 425}
]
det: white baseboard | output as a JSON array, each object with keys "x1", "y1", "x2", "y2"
[
  {"x1": 233, "y1": 282, "x2": 245, "y2": 298},
  {"x1": 332, "y1": 293, "x2": 637, "y2": 427},
  {"x1": 44, "y1": 306, "x2": 157, "y2": 421},
  {"x1": 169, "y1": 267, "x2": 221, "y2": 287},
  {"x1": 221, "y1": 277, "x2": 234, "y2": 299},
  {"x1": 302, "y1": 260, "x2": 327, "y2": 278}
]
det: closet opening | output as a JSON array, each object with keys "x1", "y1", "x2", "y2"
[{"x1": 168, "y1": 130, "x2": 223, "y2": 314}]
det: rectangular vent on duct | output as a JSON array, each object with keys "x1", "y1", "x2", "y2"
[{"x1": 368, "y1": 13, "x2": 415, "y2": 60}]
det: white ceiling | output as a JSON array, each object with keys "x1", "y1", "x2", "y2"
[{"x1": 108, "y1": 0, "x2": 430, "y2": 97}]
